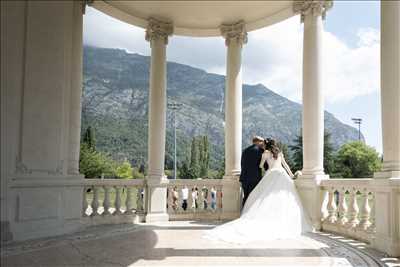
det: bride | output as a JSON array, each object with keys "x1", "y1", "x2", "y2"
[{"x1": 205, "y1": 139, "x2": 313, "y2": 244}]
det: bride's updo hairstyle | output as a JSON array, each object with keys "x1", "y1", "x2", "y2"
[{"x1": 265, "y1": 138, "x2": 280, "y2": 159}]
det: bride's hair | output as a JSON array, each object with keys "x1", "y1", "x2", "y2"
[{"x1": 264, "y1": 138, "x2": 280, "y2": 159}]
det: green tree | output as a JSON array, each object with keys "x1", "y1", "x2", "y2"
[
  {"x1": 289, "y1": 131, "x2": 336, "y2": 175},
  {"x1": 323, "y1": 132, "x2": 335, "y2": 175},
  {"x1": 79, "y1": 143, "x2": 117, "y2": 178},
  {"x1": 116, "y1": 160, "x2": 133, "y2": 179},
  {"x1": 83, "y1": 126, "x2": 96, "y2": 150},
  {"x1": 335, "y1": 141, "x2": 382, "y2": 178},
  {"x1": 289, "y1": 134, "x2": 303, "y2": 172},
  {"x1": 189, "y1": 137, "x2": 200, "y2": 178},
  {"x1": 277, "y1": 141, "x2": 294, "y2": 170},
  {"x1": 178, "y1": 156, "x2": 191, "y2": 179},
  {"x1": 199, "y1": 136, "x2": 210, "y2": 177},
  {"x1": 216, "y1": 158, "x2": 225, "y2": 179},
  {"x1": 132, "y1": 167, "x2": 145, "y2": 179}
]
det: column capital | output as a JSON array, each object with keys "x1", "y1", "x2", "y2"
[
  {"x1": 220, "y1": 20, "x2": 248, "y2": 47},
  {"x1": 145, "y1": 18, "x2": 173, "y2": 45},
  {"x1": 293, "y1": 0, "x2": 333, "y2": 23}
]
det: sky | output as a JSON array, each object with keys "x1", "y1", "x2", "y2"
[{"x1": 83, "y1": 1, "x2": 382, "y2": 153}]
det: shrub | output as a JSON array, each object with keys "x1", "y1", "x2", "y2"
[
  {"x1": 79, "y1": 143, "x2": 117, "y2": 178},
  {"x1": 334, "y1": 141, "x2": 382, "y2": 178}
]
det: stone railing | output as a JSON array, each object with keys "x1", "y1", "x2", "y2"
[
  {"x1": 167, "y1": 179, "x2": 224, "y2": 220},
  {"x1": 320, "y1": 179, "x2": 375, "y2": 242},
  {"x1": 82, "y1": 179, "x2": 146, "y2": 225}
]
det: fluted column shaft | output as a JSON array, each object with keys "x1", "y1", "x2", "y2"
[
  {"x1": 145, "y1": 18, "x2": 172, "y2": 222},
  {"x1": 68, "y1": 1, "x2": 84, "y2": 175},
  {"x1": 147, "y1": 36, "x2": 167, "y2": 179},
  {"x1": 219, "y1": 22, "x2": 247, "y2": 219},
  {"x1": 294, "y1": 0, "x2": 332, "y2": 231},
  {"x1": 372, "y1": 0, "x2": 400, "y2": 257},
  {"x1": 221, "y1": 21, "x2": 247, "y2": 178},
  {"x1": 379, "y1": 0, "x2": 400, "y2": 176},
  {"x1": 301, "y1": 7, "x2": 326, "y2": 177}
]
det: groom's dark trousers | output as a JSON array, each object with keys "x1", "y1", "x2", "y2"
[{"x1": 239, "y1": 144, "x2": 264, "y2": 207}]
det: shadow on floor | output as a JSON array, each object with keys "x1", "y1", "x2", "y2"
[{"x1": 1, "y1": 222, "x2": 393, "y2": 267}]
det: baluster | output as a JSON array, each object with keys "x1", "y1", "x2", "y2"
[
  {"x1": 136, "y1": 187, "x2": 144, "y2": 213},
  {"x1": 194, "y1": 186, "x2": 199, "y2": 211},
  {"x1": 113, "y1": 186, "x2": 122, "y2": 215},
  {"x1": 367, "y1": 192, "x2": 376, "y2": 233},
  {"x1": 174, "y1": 185, "x2": 180, "y2": 212},
  {"x1": 211, "y1": 186, "x2": 218, "y2": 211},
  {"x1": 167, "y1": 187, "x2": 174, "y2": 213},
  {"x1": 217, "y1": 186, "x2": 223, "y2": 211},
  {"x1": 91, "y1": 186, "x2": 100, "y2": 216},
  {"x1": 188, "y1": 187, "x2": 193, "y2": 212},
  {"x1": 347, "y1": 188, "x2": 360, "y2": 228},
  {"x1": 203, "y1": 186, "x2": 209, "y2": 211},
  {"x1": 320, "y1": 190, "x2": 329, "y2": 220},
  {"x1": 103, "y1": 185, "x2": 111, "y2": 215},
  {"x1": 337, "y1": 188, "x2": 348, "y2": 226},
  {"x1": 358, "y1": 188, "x2": 371, "y2": 230},
  {"x1": 198, "y1": 186, "x2": 204, "y2": 212},
  {"x1": 326, "y1": 187, "x2": 338, "y2": 223},
  {"x1": 125, "y1": 186, "x2": 133, "y2": 215},
  {"x1": 82, "y1": 186, "x2": 89, "y2": 217}
]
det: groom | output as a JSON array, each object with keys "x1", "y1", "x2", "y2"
[{"x1": 240, "y1": 136, "x2": 266, "y2": 207}]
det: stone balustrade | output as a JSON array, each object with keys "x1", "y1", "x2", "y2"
[
  {"x1": 81, "y1": 177, "x2": 381, "y2": 245},
  {"x1": 320, "y1": 179, "x2": 375, "y2": 243},
  {"x1": 167, "y1": 179, "x2": 224, "y2": 220},
  {"x1": 82, "y1": 179, "x2": 146, "y2": 225}
]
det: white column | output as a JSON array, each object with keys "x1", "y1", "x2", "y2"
[
  {"x1": 1, "y1": 1, "x2": 85, "y2": 241},
  {"x1": 375, "y1": 0, "x2": 400, "y2": 179},
  {"x1": 68, "y1": 1, "x2": 84, "y2": 176},
  {"x1": 297, "y1": 0, "x2": 332, "y2": 179},
  {"x1": 145, "y1": 18, "x2": 172, "y2": 223},
  {"x1": 372, "y1": 0, "x2": 400, "y2": 257},
  {"x1": 294, "y1": 0, "x2": 332, "y2": 230},
  {"x1": 220, "y1": 21, "x2": 247, "y2": 219},
  {"x1": 221, "y1": 21, "x2": 246, "y2": 178}
]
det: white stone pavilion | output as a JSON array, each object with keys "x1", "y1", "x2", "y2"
[{"x1": 1, "y1": 0, "x2": 399, "y2": 265}]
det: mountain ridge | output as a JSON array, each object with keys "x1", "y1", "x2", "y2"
[{"x1": 82, "y1": 46, "x2": 363, "y2": 169}]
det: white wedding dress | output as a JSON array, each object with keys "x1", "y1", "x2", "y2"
[{"x1": 204, "y1": 150, "x2": 313, "y2": 244}]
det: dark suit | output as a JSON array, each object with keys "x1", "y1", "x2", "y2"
[{"x1": 240, "y1": 144, "x2": 266, "y2": 206}]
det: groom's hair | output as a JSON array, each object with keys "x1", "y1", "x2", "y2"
[{"x1": 252, "y1": 136, "x2": 264, "y2": 143}]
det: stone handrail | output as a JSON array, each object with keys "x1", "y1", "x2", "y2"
[
  {"x1": 82, "y1": 179, "x2": 146, "y2": 225},
  {"x1": 167, "y1": 179, "x2": 224, "y2": 220},
  {"x1": 319, "y1": 178, "x2": 375, "y2": 242}
]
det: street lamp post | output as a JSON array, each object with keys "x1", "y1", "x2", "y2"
[
  {"x1": 351, "y1": 118, "x2": 362, "y2": 141},
  {"x1": 168, "y1": 102, "x2": 182, "y2": 179}
]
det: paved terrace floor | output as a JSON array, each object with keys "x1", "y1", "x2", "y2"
[{"x1": 1, "y1": 221, "x2": 399, "y2": 267}]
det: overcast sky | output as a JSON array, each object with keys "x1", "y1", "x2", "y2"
[{"x1": 83, "y1": 1, "x2": 382, "y2": 153}]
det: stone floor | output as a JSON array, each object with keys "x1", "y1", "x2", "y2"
[{"x1": 1, "y1": 221, "x2": 399, "y2": 267}]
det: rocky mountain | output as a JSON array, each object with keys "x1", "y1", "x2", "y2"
[{"x1": 82, "y1": 46, "x2": 363, "y2": 169}]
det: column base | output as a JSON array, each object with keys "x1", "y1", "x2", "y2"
[
  {"x1": 145, "y1": 212, "x2": 169, "y2": 223},
  {"x1": 298, "y1": 173, "x2": 329, "y2": 183},
  {"x1": 373, "y1": 235, "x2": 400, "y2": 257},
  {"x1": 145, "y1": 175, "x2": 169, "y2": 223},
  {"x1": 221, "y1": 175, "x2": 242, "y2": 220},
  {"x1": 221, "y1": 175, "x2": 241, "y2": 220},
  {"x1": 222, "y1": 175, "x2": 240, "y2": 180},
  {"x1": 295, "y1": 174, "x2": 329, "y2": 231},
  {"x1": 374, "y1": 170, "x2": 400, "y2": 179},
  {"x1": 8, "y1": 174, "x2": 85, "y2": 241},
  {"x1": 371, "y1": 178, "x2": 400, "y2": 257},
  {"x1": 146, "y1": 174, "x2": 169, "y2": 186},
  {"x1": 1, "y1": 220, "x2": 13, "y2": 242}
]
